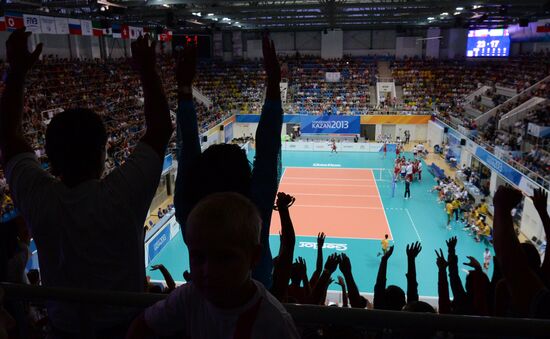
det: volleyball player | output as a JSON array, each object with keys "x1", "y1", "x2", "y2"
[{"x1": 377, "y1": 234, "x2": 390, "y2": 256}]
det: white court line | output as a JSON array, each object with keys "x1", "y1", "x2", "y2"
[
  {"x1": 293, "y1": 204, "x2": 384, "y2": 210},
  {"x1": 372, "y1": 169, "x2": 394, "y2": 240},
  {"x1": 405, "y1": 208, "x2": 422, "y2": 242},
  {"x1": 285, "y1": 166, "x2": 384, "y2": 171},
  {"x1": 290, "y1": 193, "x2": 380, "y2": 198},
  {"x1": 283, "y1": 176, "x2": 376, "y2": 182},
  {"x1": 280, "y1": 182, "x2": 378, "y2": 187}
]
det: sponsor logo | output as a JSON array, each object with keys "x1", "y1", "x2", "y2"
[
  {"x1": 311, "y1": 120, "x2": 350, "y2": 129},
  {"x1": 299, "y1": 241, "x2": 347, "y2": 251},
  {"x1": 153, "y1": 233, "x2": 168, "y2": 252},
  {"x1": 313, "y1": 163, "x2": 342, "y2": 167}
]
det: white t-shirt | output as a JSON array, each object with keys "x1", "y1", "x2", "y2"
[
  {"x1": 145, "y1": 280, "x2": 300, "y2": 339},
  {"x1": 6, "y1": 142, "x2": 162, "y2": 332},
  {"x1": 484, "y1": 251, "x2": 492, "y2": 264},
  {"x1": 406, "y1": 164, "x2": 413, "y2": 175}
]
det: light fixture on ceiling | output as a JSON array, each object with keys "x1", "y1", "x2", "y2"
[
  {"x1": 163, "y1": 4, "x2": 170, "y2": 8},
  {"x1": 454, "y1": 12, "x2": 461, "y2": 15},
  {"x1": 456, "y1": 7, "x2": 464, "y2": 11},
  {"x1": 427, "y1": 17, "x2": 435, "y2": 20},
  {"x1": 208, "y1": 13, "x2": 214, "y2": 16},
  {"x1": 222, "y1": 17, "x2": 230, "y2": 21},
  {"x1": 440, "y1": 12, "x2": 449, "y2": 16}
]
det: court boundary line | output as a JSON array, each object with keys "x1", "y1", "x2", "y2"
[
  {"x1": 372, "y1": 169, "x2": 394, "y2": 241},
  {"x1": 405, "y1": 208, "x2": 422, "y2": 242},
  {"x1": 292, "y1": 204, "x2": 384, "y2": 210},
  {"x1": 281, "y1": 182, "x2": 378, "y2": 187},
  {"x1": 283, "y1": 166, "x2": 388, "y2": 171},
  {"x1": 289, "y1": 193, "x2": 381, "y2": 198},
  {"x1": 283, "y1": 177, "x2": 376, "y2": 182}
]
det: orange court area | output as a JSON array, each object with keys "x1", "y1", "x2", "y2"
[{"x1": 270, "y1": 167, "x2": 392, "y2": 240}]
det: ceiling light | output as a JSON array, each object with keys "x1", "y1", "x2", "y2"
[
  {"x1": 163, "y1": 4, "x2": 170, "y2": 8},
  {"x1": 441, "y1": 12, "x2": 449, "y2": 16},
  {"x1": 234, "y1": 21, "x2": 239, "y2": 24},
  {"x1": 208, "y1": 13, "x2": 214, "y2": 16},
  {"x1": 456, "y1": 7, "x2": 464, "y2": 11},
  {"x1": 428, "y1": 17, "x2": 435, "y2": 20},
  {"x1": 473, "y1": 5, "x2": 482, "y2": 10},
  {"x1": 454, "y1": 12, "x2": 461, "y2": 15},
  {"x1": 222, "y1": 17, "x2": 230, "y2": 21}
]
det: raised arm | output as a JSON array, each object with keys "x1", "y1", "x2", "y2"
[
  {"x1": 0, "y1": 28, "x2": 42, "y2": 166},
  {"x1": 250, "y1": 35, "x2": 283, "y2": 287},
  {"x1": 150, "y1": 264, "x2": 176, "y2": 292},
  {"x1": 310, "y1": 253, "x2": 339, "y2": 305},
  {"x1": 532, "y1": 189, "x2": 550, "y2": 283},
  {"x1": 493, "y1": 186, "x2": 545, "y2": 315},
  {"x1": 336, "y1": 276, "x2": 348, "y2": 308},
  {"x1": 173, "y1": 45, "x2": 201, "y2": 227},
  {"x1": 339, "y1": 253, "x2": 363, "y2": 308},
  {"x1": 310, "y1": 232, "x2": 326, "y2": 286},
  {"x1": 446, "y1": 236, "x2": 466, "y2": 302},
  {"x1": 374, "y1": 245, "x2": 394, "y2": 310},
  {"x1": 271, "y1": 193, "x2": 296, "y2": 301},
  {"x1": 406, "y1": 241, "x2": 422, "y2": 303},
  {"x1": 131, "y1": 36, "x2": 173, "y2": 159},
  {"x1": 435, "y1": 248, "x2": 451, "y2": 314}
]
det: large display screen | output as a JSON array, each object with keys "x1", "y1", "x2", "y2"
[{"x1": 466, "y1": 29, "x2": 510, "y2": 57}]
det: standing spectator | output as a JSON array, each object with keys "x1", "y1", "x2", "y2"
[
  {"x1": 174, "y1": 35, "x2": 283, "y2": 288},
  {"x1": 0, "y1": 31, "x2": 173, "y2": 336},
  {"x1": 404, "y1": 177, "x2": 411, "y2": 200},
  {"x1": 483, "y1": 248, "x2": 492, "y2": 272}
]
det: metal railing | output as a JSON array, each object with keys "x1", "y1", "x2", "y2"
[{"x1": 3, "y1": 282, "x2": 550, "y2": 337}]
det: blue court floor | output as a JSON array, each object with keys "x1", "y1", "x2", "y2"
[{"x1": 148, "y1": 150, "x2": 492, "y2": 298}]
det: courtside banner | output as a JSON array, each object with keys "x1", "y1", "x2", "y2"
[{"x1": 300, "y1": 116, "x2": 360, "y2": 134}]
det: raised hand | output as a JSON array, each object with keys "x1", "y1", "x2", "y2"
[
  {"x1": 336, "y1": 275, "x2": 346, "y2": 288},
  {"x1": 296, "y1": 257, "x2": 307, "y2": 278},
  {"x1": 324, "y1": 253, "x2": 340, "y2": 274},
  {"x1": 494, "y1": 186, "x2": 522, "y2": 213},
  {"x1": 150, "y1": 264, "x2": 164, "y2": 271},
  {"x1": 435, "y1": 248, "x2": 448, "y2": 269},
  {"x1": 382, "y1": 245, "x2": 394, "y2": 260},
  {"x1": 6, "y1": 28, "x2": 43, "y2": 75},
  {"x1": 532, "y1": 188, "x2": 548, "y2": 214},
  {"x1": 176, "y1": 43, "x2": 197, "y2": 87},
  {"x1": 464, "y1": 256, "x2": 482, "y2": 272},
  {"x1": 262, "y1": 34, "x2": 281, "y2": 85},
  {"x1": 339, "y1": 253, "x2": 352, "y2": 275},
  {"x1": 446, "y1": 236, "x2": 458, "y2": 254},
  {"x1": 317, "y1": 232, "x2": 326, "y2": 248},
  {"x1": 406, "y1": 242, "x2": 422, "y2": 259},
  {"x1": 275, "y1": 192, "x2": 295, "y2": 210},
  {"x1": 130, "y1": 35, "x2": 156, "y2": 74}
]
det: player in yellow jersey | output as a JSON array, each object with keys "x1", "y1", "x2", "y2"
[{"x1": 377, "y1": 234, "x2": 390, "y2": 257}]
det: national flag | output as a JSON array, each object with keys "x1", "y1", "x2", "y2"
[
  {"x1": 92, "y1": 21, "x2": 103, "y2": 36},
  {"x1": 537, "y1": 24, "x2": 550, "y2": 33},
  {"x1": 40, "y1": 16, "x2": 56, "y2": 34},
  {"x1": 129, "y1": 26, "x2": 143, "y2": 39},
  {"x1": 23, "y1": 14, "x2": 42, "y2": 33},
  {"x1": 121, "y1": 24, "x2": 130, "y2": 39},
  {"x1": 68, "y1": 18, "x2": 82, "y2": 35},
  {"x1": 0, "y1": 17, "x2": 5, "y2": 32},
  {"x1": 81, "y1": 20, "x2": 92, "y2": 36},
  {"x1": 112, "y1": 23, "x2": 121, "y2": 38},
  {"x1": 5, "y1": 13, "x2": 24, "y2": 31},
  {"x1": 159, "y1": 29, "x2": 173, "y2": 42},
  {"x1": 55, "y1": 17, "x2": 69, "y2": 35}
]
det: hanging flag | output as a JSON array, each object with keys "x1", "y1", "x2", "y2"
[
  {"x1": 103, "y1": 22, "x2": 112, "y2": 36},
  {"x1": 40, "y1": 16, "x2": 56, "y2": 34},
  {"x1": 112, "y1": 23, "x2": 121, "y2": 38},
  {"x1": 159, "y1": 29, "x2": 172, "y2": 42},
  {"x1": 129, "y1": 26, "x2": 143, "y2": 39},
  {"x1": 92, "y1": 21, "x2": 103, "y2": 36},
  {"x1": 55, "y1": 17, "x2": 69, "y2": 35},
  {"x1": 81, "y1": 20, "x2": 92, "y2": 36},
  {"x1": 121, "y1": 24, "x2": 130, "y2": 39},
  {"x1": 23, "y1": 14, "x2": 42, "y2": 33},
  {"x1": 5, "y1": 13, "x2": 24, "y2": 31},
  {"x1": 0, "y1": 17, "x2": 5, "y2": 32},
  {"x1": 68, "y1": 18, "x2": 82, "y2": 35}
]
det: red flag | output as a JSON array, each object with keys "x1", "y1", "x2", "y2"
[
  {"x1": 5, "y1": 13, "x2": 24, "y2": 31},
  {"x1": 121, "y1": 24, "x2": 130, "y2": 39},
  {"x1": 0, "y1": 17, "x2": 5, "y2": 32}
]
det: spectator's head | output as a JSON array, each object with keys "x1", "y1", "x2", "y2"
[
  {"x1": 27, "y1": 269, "x2": 40, "y2": 286},
  {"x1": 45, "y1": 109, "x2": 107, "y2": 186},
  {"x1": 186, "y1": 144, "x2": 252, "y2": 207},
  {"x1": 385, "y1": 285, "x2": 406, "y2": 311},
  {"x1": 402, "y1": 301, "x2": 435, "y2": 313},
  {"x1": 289, "y1": 262, "x2": 302, "y2": 285},
  {"x1": 186, "y1": 192, "x2": 261, "y2": 308},
  {"x1": 385, "y1": 234, "x2": 389, "y2": 240}
]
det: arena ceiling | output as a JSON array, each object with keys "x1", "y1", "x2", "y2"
[{"x1": 4, "y1": 0, "x2": 550, "y2": 31}]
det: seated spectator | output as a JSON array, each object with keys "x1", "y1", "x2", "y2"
[
  {"x1": 0, "y1": 30, "x2": 173, "y2": 336},
  {"x1": 126, "y1": 192, "x2": 299, "y2": 338}
]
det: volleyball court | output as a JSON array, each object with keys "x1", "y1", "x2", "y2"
[{"x1": 270, "y1": 167, "x2": 392, "y2": 240}]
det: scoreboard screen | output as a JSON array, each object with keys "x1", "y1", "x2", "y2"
[{"x1": 466, "y1": 29, "x2": 510, "y2": 58}]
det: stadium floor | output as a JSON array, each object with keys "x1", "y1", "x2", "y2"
[{"x1": 148, "y1": 150, "x2": 493, "y2": 298}]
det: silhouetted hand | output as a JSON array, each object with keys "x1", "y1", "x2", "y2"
[
  {"x1": 324, "y1": 253, "x2": 340, "y2": 274},
  {"x1": 296, "y1": 257, "x2": 307, "y2": 278},
  {"x1": 494, "y1": 186, "x2": 522, "y2": 212},
  {"x1": 130, "y1": 35, "x2": 156, "y2": 74},
  {"x1": 446, "y1": 236, "x2": 458, "y2": 255},
  {"x1": 262, "y1": 34, "x2": 280, "y2": 85},
  {"x1": 382, "y1": 245, "x2": 394, "y2": 261},
  {"x1": 532, "y1": 188, "x2": 548, "y2": 214},
  {"x1": 464, "y1": 256, "x2": 482, "y2": 272},
  {"x1": 275, "y1": 192, "x2": 295, "y2": 210},
  {"x1": 6, "y1": 28, "x2": 42, "y2": 75},
  {"x1": 150, "y1": 264, "x2": 165, "y2": 271},
  {"x1": 176, "y1": 43, "x2": 197, "y2": 87},
  {"x1": 339, "y1": 253, "x2": 352, "y2": 276},
  {"x1": 406, "y1": 241, "x2": 422, "y2": 259},
  {"x1": 317, "y1": 232, "x2": 326, "y2": 248},
  {"x1": 183, "y1": 270, "x2": 191, "y2": 282},
  {"x1": 335, "y1": 276, "x2": 346, "y2": 288},
  {"x1": 435, "y1": 248, "x2": 448, "y2": 270}
]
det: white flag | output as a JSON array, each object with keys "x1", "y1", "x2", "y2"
[
  {"x1": 23, "y1": 14, "x2": 42, "y2": 33},
  {"x1": 40, "y1": 16, "x2": 56, "y2": 34},
  {"x1": 81, "y1": 20, "x2": 92, "y2": 36},
  {"x1": 55, "y1": 17, "x2": 69, "y2": 35}
]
